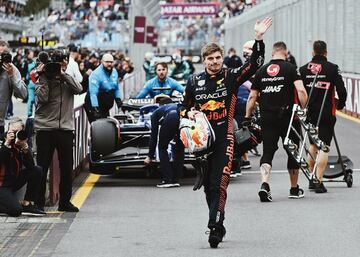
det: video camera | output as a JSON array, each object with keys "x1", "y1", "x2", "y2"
[{"x1": 36, "y1": 49, "x2": 69, "y2": 78}]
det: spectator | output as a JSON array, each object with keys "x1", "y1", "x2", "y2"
[
  {"x1": 66, "y1": 44, "x2": 83, "y2": 83},
  {"x1": 122, "y1": 58, "x2": 134, "y2": 79}
]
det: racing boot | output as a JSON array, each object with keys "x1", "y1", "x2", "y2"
[{"x1": 208, "y1": 225, "x2": 226, "y2": 248}]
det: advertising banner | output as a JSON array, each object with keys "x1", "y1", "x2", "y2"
[
  {"x1": 133, "y1": 16, "x2": 146, "y2": 43},
  {"x1": 146, "y1": 26, "x2": 154, "y2": 44},
  {"x1": 160, "y1": 3, "x2": 218, "y2": 17}
]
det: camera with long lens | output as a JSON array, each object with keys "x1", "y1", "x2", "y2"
[
  {"x1": 0, "y1": 52, "x2": 12, "y2": 72},
  {"x1": 0, "y1": 52, "x2": 12, "y2": 64},
  {"x1": 36, "y1": 49, "x2": 69, "y2": 78},
  {"x1": 16, "y1": 130, "x2": 28, "y2": 141}
]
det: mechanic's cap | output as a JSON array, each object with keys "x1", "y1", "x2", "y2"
[{"x1": 102, "y1": 53, "x2": 114, "y2": 62}]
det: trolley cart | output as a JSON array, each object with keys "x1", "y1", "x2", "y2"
[{"x1": 323, "y1": 131, "x2": 353, "y2": 187}]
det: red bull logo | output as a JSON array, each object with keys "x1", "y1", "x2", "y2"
[{"x1": 200, "y1": 100, "x2": 225, "y2": 111}]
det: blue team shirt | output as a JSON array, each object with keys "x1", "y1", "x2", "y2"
[
  {"x1": 88, "y1": 65, "x2": 120, "y2": 107},
  {"x1": 136, "y1": 76, "x2": 184, "y2": 99}
]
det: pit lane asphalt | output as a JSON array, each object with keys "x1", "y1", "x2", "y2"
[{"x1": 2, "y1": 99, "x2": 360, "y2": 257}]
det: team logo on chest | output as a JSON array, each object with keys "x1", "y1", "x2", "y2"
[
  {"x1": 198, "y1": 80, "x2": 205, "y2": 86},
  {"x1": 267, "y1": 64, "x2": 280, "y2": 77}
]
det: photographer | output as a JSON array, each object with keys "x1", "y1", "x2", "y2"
[
  {"x1": 0, "y1": 40, "x2": 28, "y2": 139},
  {"x1": 33, "y1": 50, "x2": 83, "y2": 212},
  {"x1": 0, "y1": 118, "x2": 44, "y2": 217}
]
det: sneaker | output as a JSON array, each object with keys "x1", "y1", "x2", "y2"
[
  {"x1": 172, "y1": 182, "x2": 181, "y2": 187},
  {"x1": 240, "y1": 160, "x2": 251, "y2": 169},
  {"x1": 258, "y1": 182, "x2": 272, "y2": 202},
  {"x1": 156, "y1": 181, "x2": 174, "y2": 188},
  {"x1": 58, "y1": 202, "x2": 79, "y2": 212},
  {"x1": 289, "y1": 185, "x2": 305, "y2": 199},
  {"x1": 314, "y1": 182, "x2": 327, "y2": 193},
  {"x1": 230, "y1": 170, "x2": 242, "y2": 178},
  {"x1": 207, "y1": 226, "x2": 226, "y2": 248},
  {"x1": 22, "y1": 203, "x2": 46, "y2": 216}
]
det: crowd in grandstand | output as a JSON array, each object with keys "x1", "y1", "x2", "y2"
[{"x1": 159, "y1": 0, "x2": 261, "y2": 53}]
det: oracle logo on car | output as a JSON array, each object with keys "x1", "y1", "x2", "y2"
[{"x1": 267, "y1": 64, "x2": 280, "y2": 77}]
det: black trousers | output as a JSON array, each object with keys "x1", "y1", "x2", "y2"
[
  {"x1": 36, "y1": 130, "x2": 74, "y2": 208},
  {"x1": 0, "y1": 165, "x2": 42, "y2": 217},
  {"x1": 158, "y1": 111, "x2": 184, "y2": 183},
  {"x1": 260, "y1": 113, "x2": 300, "y2": 169}
]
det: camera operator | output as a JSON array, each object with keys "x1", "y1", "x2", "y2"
[
  {"x1": 33, "y1": 49, "x2": 83, "y2": 212},
  {"x1": 0, "y1": 40, "x2": 28, "y2": 140},
  {"x1": 0, "y1": 117, "x2": 44, "y2": 216}
]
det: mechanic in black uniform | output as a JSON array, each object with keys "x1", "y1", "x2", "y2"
[
  {"x1": 179, "y1": 17, "x2": 272, "y2": 248},
  {"x1": 245, "y1": 41, "x2": 308, "y2": 202},
  {"x1": 299, "y1": 40, "x2": 347, "y2": 193},
  {"x1": 144, "y1": 99, "x2": 184, "y2": 188}
]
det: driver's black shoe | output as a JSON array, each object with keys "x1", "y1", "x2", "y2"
[{"x1": 208, "y1": 226, "x2": 226, "y2": 248}]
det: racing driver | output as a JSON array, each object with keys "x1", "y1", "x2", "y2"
[{"x1": 179, "y1": 17, "x2": 272, "y2": 248}]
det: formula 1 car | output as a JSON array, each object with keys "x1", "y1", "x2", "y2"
[{"x1": 89, "y1": 96, "x2": 196, "y2": 175}]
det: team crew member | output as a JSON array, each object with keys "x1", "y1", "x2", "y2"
[
  {"x1": 137, "y1": 62, "x2": 184, "y2": 99},
  {"x1": 299, "y1": 40, "x2": 347, "y2": 193},
  {"x1": 84, "y1": 53, "x2": 122, "y2": 123},
  {"x1": 144, "y1": 100, "x2": 184, "y2": 188},
  {"x1": 180, "y1": 17, "x2": 272, "y2": 248},
  {"x1": 246, "y1": 41, "x2": 308, "y2": 202}
]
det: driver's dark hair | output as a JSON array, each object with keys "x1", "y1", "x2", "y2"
[
  {"x1": 155, "y1": 62, "x2": 168, "y2": 70},
  {"x1": 201, "y1": 43, "x2": 224, "y2": 60}
]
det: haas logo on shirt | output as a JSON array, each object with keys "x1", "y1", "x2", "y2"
[
  {"x1": 267, "y1": 64, "x2": 280, "y2": 77},
  {"x1": 308, "y1": 62, "x2": 322, "y2": 74}
]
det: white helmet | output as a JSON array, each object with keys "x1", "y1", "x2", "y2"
[{"x1": 179, "y1": 112, "x2": 215, "y2": 155}]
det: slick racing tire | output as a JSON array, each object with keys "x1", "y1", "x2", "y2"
[{"x1": 91, "y1": 118, "x2": 119, "y2": 159}]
